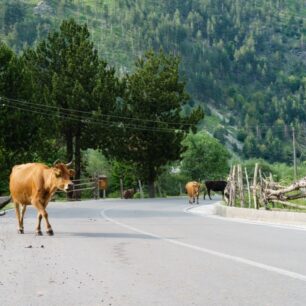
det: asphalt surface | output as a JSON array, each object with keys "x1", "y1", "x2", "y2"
[{"x1": 1, "y1": 197, "x2": 306, "y2": 306}]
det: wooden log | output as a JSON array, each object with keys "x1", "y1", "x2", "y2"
[
  {"x1": 271, "y1": 200, "x2": 306, "y2": 210},
  {"x1": 265, "y1": 177, "x2": 306, "y2": 198}
]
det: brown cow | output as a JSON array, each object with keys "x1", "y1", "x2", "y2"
[
  {"x1": 9, "y1": 161, "x2": 75, "y2": 235},
  {"x1": 185, "y1": 181, "x2": 201, "y2": 204},
  {"x1": 123, "y1": 188, "x2": 136, "y2": 199}
]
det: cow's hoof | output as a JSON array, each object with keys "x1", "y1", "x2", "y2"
[
  {"x1": 46, "y1": 229, "x2": 54, "y2": 236},
  {"x1": 36, "y1": 231, "x2": 43, "y2": 236},
  {"x1": 18, "y1": 229, "x2": 24, "y2": 234}
]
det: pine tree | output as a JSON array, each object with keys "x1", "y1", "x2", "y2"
[
  {"x1": 23, "y1": 19, "x2": 119, "y2": 194},
  {"x1": 104, "y1": 50, "x2": 204, "y2": 197}
]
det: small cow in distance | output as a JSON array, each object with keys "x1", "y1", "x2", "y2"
[
  {"x1": 203, "y1": 180, "x2": 227, "y2": 200},
  {"x1": 185, "y1": 181, "x2": 201, "y2": 204},
  {"x1": 9, "y1": 160, "x2": 75, "y2": 236}
]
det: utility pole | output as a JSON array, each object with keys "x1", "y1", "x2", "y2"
[{"x1": 292, "y1": 127, "x2": 297, "y2": 181}]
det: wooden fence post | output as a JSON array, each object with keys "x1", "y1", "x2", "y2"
[
  {"x1": 228, "y1": 166, "x2": 233, "y2": 206},
  {"x1": 238, "y1": 165, "x2": 245, "y2": 207},
  {"x1": 244, "y1": 167, "x2": 251, "y2": 208},
  {"x1": 253, "y1": 163, "x2": 259, "y2": 209},
  {"x1": 120, "y1": 178, "x2": 124, "y2": 199},
  {"x1": 179, "y1": 183, "x2": 183, "y2": 196},
  {"x1": 156, "y1": 181, "x2": 162, "y2": 198},
  {"x1": 94, "y1": 174, "x2": 99, "y2": 200},
  {"x1": 224, "y1": 168, "x2": 231, "y2": 205},
  {"x1": 230, "y1": 165, "x2": 237, "y2": 206},
  {"x1": 138, "y1": 180, "x2": 144, "y2": 199}
]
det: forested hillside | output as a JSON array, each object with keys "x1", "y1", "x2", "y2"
[{"x1": 0, "y1": 0, "x2": 305, "y2": 163}]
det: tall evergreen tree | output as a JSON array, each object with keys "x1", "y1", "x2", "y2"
[
  {"x1": 0, "y1": 42, "x2": 47, "y2": 192},
  {"x1": 23, "y1": 19, "x2": 118, "y2": 189},
  {"x1": 104, "y1": 50, "x2": 204, "y2": 197}
]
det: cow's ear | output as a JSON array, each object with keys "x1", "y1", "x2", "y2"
[
  {"x1": 69, "y1": 169, "x2": 75, "y2": 177},
  {"x1": 54, "y1": 168, "x2": 62, "y2": 177}
]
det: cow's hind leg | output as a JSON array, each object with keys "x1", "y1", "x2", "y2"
[
  {"x1": 35, "y1": 212, "x2": 43, "y2": 236},
  {"x1": 14, "y1": 203, "x2": 23, "y2": 234},
  {"x1": 20, "y1": 205, "x2": 27, "y2": 233}
]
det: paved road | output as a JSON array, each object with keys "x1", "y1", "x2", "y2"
[{"x1": 1, "y1": 197, "x2": 306, "y2": 306}]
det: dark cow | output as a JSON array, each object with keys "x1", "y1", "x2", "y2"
[
  {"x1": 203, "y1": 180, "x2": 227, "y2": 200},
  {"x1": 9, "y1": 161, "x2": 75, "y2": 235}
]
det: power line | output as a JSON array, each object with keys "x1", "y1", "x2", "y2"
[
  {"x1": 0, "y1": 96, "x2": 196, "y2": 128},
  {"x1": 2, "y1": 103, "x2": 183, "y2": 133},
  {"x1": 1, "y1": 99, "x2": 193, "y2": 134}
]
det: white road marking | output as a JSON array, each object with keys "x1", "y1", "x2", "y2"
[{"x1": 101, "y1": 208, "x2": 306, "y2": 283}]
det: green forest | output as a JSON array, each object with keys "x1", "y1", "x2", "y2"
[{"x1": 0, "y1": 0, "x2": 305, "y2": 196}]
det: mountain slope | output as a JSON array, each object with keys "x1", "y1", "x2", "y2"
[{"x1": 0, "y1": 0, "x2": 305, "y2": 162}]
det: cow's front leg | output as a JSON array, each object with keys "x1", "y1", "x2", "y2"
[
  {"x1": 33, "y1": 200, "x2": 54, "y2": 236},
  {"x1": 196, "y1": 195, "x2": 199, "y2": 204},
  {"x1": 35, "y1": 212, "x2": 43, "y2": 236},
  {"x1": 208, "y1": 190, "x2": 212, "y2": 200}
]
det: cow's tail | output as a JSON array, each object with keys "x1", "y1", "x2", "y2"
[{"x1": 0, "y1": 196, "x2": 12, "y2": 212}]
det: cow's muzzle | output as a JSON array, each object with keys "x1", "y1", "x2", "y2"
[{"x1": 65, "y1": 183, "x2": 74, "y2": 192}]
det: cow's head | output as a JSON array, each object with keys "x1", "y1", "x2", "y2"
[
  {"x1": 52, "y1": 160, "x2": 75, "y2": 192},
  {"x1": 193, "y1": 182, "x2": 201, "y2": 196}
]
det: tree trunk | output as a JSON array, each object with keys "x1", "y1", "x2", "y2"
[
  {"x1": 66, "y1": 129, "x2": 73, "y2": 162},
  {"x1": 148, "y1": 179, "x2": 155, "y2": 198},
  {"x1": 74, "y1": 131, "x2": 82, "y2": 200},
  {"x1": 66, "y1": 130, "x2": 74, "y2": 200},
  {"x1": 147, "y1": 165, "x2": 156, "y2": 198}
]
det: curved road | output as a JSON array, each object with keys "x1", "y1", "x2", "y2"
[{"x1": 1, "y1": 197, "x2": 306, "y2": 306}]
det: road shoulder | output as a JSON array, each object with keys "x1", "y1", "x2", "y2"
[{"x1": 188, "y1": 202, "x2": 306, "y2": 230}]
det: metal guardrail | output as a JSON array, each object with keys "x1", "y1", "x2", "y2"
[{"x1": 0, "y1": 196, "x2": 11, "y2": 210}]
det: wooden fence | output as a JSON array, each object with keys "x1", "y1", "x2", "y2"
[
  {"x1": 224, "y1": 163, "x2": 306, "y2": 210},
  {"x1": 57, "y1": 175, "x2": 106, "y2": 200}
]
